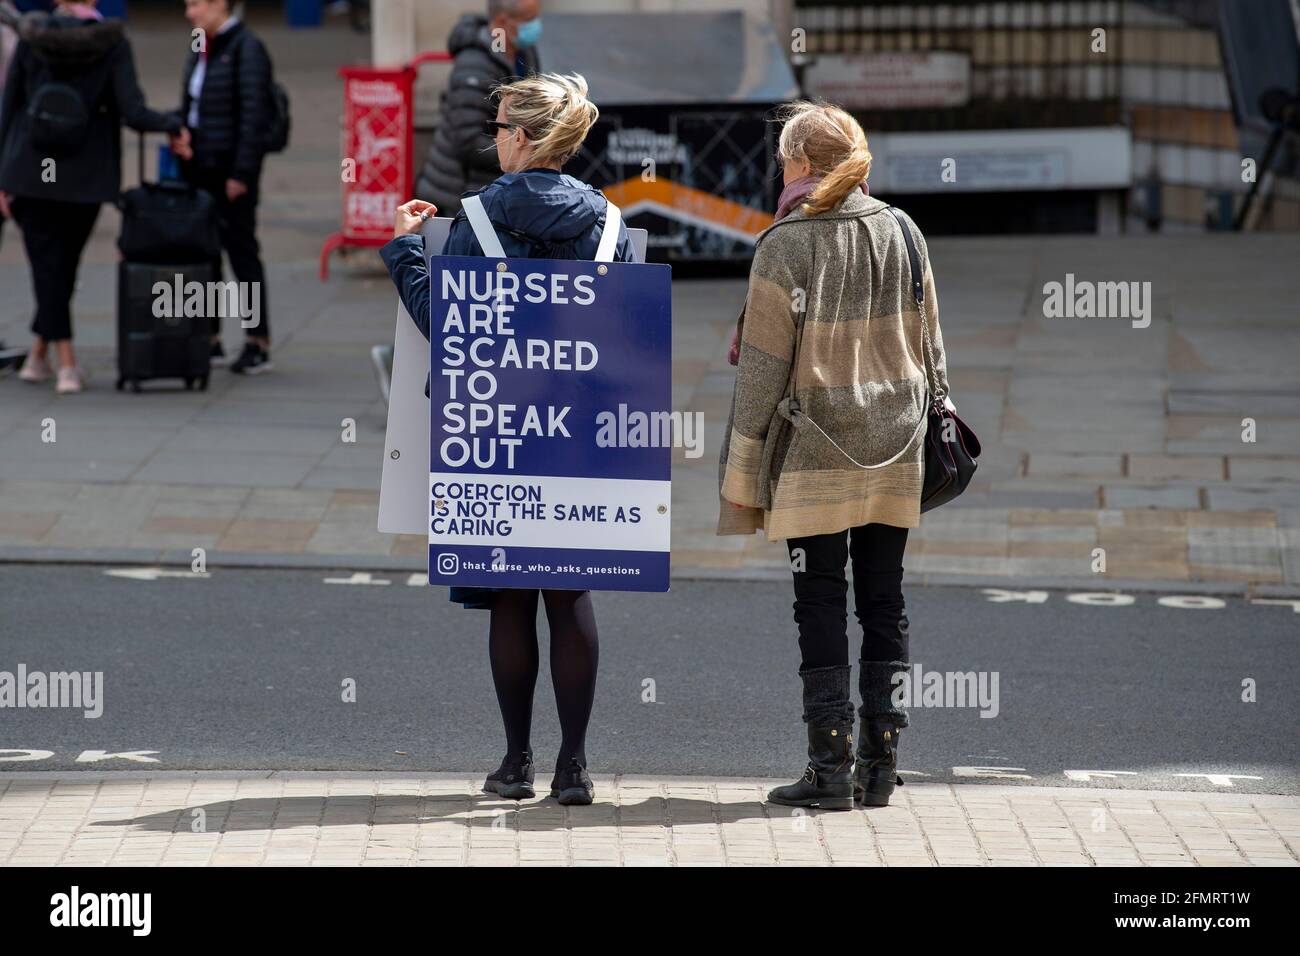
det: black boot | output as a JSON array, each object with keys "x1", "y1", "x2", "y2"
[
  {"x1": 768, "y1": 724, "x2": 855, "y2": 810},
  {"x1": 768, "y1": 664, "x2": 856, "y2": 811},
  {"x1": 854, "y1": 719, "x2": 903, "y2": 807},
  {"x1": 855, "y1": 660, "x2": 911, "y2": 807},
  {"x1": 482, "y1": 749, "x2": 535, "y2": 800}
]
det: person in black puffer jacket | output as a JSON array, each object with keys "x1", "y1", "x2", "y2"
[
  {"x1": 171, "y1": 0, "x2": 273, "y2": 375},
  {"x1": 414, "y1": 0, "x2": 541, "y2": 217},
  {"x1": 0, "y1": 0, "x2": 183, "y2": 394}
]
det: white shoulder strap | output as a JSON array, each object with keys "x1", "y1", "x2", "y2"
[
  {"x1": 461, "y1": 194, "x2": 507, "y2": 258},
  {"x1": 594, "y1": 200, "x2": 621, "y2": 262}
]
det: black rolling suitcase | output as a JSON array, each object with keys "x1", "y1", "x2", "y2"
[
  {"x1": 116, "y1": 261, "x2": 217, "y2": 392},
  {"x1": 115, "y1": 133, "x2": 221, "y2": 392}
]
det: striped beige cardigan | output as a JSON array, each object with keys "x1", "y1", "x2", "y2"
[{"x1": 717, "y1": 190, "x2": 950, "y2": 541}]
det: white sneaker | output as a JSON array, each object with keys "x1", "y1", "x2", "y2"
[
  {"x1": 18, "y1": 352, "x2": 51, "y2": 383},
  {"x1": 56, "y1": 365, "x2": 84, "y2": 394}
]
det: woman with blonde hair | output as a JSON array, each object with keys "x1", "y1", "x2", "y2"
[
  {"x1": 719, "y1": 101, "x2": 954, "y2": 810},
  {"x1": 381, "y1": 72, "x2": 634, "y2": 806}
]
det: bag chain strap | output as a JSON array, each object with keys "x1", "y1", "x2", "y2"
[{"x1": 772, "y1": 206, "x2": 942, "y2": 472}]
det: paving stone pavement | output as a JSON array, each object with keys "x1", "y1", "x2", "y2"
[
  {"x1": 2, "y1": 15, "x2": 1299, "y2": 588},
  {"x1": 0, "y1": 774, "x2": 1295, "y2": 868}
]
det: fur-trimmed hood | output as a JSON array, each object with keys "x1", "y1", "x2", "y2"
[{"x1": 1, "y1": 4, "x2": 123, "y2": 69}]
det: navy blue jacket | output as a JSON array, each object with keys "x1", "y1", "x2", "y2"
[
  {"x1": 379, "y1": 169, "x2": 637, "y2": 610},
  {"x1": 380, "y1": 167, "x2": 635, "y2": 357}
]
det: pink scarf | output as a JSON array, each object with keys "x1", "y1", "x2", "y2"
[
  {"x1": 728, "y1": 175, "x2": 868, "y2": 364},
  {"x1": 774, "y1": 173, "x2": 868, "y2": 221}
]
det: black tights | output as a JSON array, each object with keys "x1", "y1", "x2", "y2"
[{"x1": 487, "y1": 589, "x2": 599, "y2": 767}]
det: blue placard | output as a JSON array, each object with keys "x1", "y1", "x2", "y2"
[{"x1": 428, "y1": 256, "x2": 672, "y2": 592}]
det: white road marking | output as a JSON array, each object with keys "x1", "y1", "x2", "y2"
[
  {"x1": 982, "y1": 589, "x2": 1049, "y2": 603},
  {"x1": 1065, "y1": 770, "x2": 1140, "y2": 782},
  {"x1": 0, "y1": 749, "x2": 55, "y2": 762},
  {"x1": 952, "y1": 766, "x2": 1033, "y2": 780},
  {"x1": 75, "y1": 750, "x2": 161, "y2": 764},
  {"x1": 104, "y1": 568, "x2": 210, "y2": 581},
  {"x1": 323, "y1": 572, "x2": 391, "y2": 586},
  {"x1": 1251, "y1": 598, "x2": 1300, "y2": 614},
  {"x1": 1157, "y1": 595, "x2": 1225, "y2": 609},
  {"x1": 1066, "y1": 592, "x2": 1137, "y2": 606},
  {"x1": 1172, "y1": 773, "x2": 1264, "y2": 787}
]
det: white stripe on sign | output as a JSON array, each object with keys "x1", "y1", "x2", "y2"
[{"x1": 429, "y1": 473, "x2": 670, "y2": 552}]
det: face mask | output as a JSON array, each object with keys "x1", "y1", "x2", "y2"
[{"x1": 514, "y1": 17, "x2": 542, "y2": 48}]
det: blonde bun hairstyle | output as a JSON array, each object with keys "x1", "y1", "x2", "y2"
[
  {"x1": 495, "y1": 72, "x2": 599, "y2": 169},
  {"x1": 776, "y1": 101, "x2": 872, "y2": 216}
]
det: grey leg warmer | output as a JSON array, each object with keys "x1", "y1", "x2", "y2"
[
  {"x1": 859, "y1": 660, "x2": 913, "y2": 728},
  {"x1": 799, "y1": 664, "x2": 855, "y2": 728}
]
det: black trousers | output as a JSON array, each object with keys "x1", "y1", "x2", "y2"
[
  {"x1": 180, "y1": 163, "x2": 269, "y2": 341},
  {"x1": 12, "y1": 197, "x2": 101, "y2": 343},
  {"x1": 785, "y1": 523, "x2": 910, "y2": 669}
]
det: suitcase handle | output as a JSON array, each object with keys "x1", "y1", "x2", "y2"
[{"x1": 137, "y1": 130, "x2": 186, "y2": 187}]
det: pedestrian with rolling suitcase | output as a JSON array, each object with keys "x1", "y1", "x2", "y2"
[
  {"x1": 113, "y1": 129, "x2": 221, "y2": 392},
  {"x1": 0, "y1": 0, "x2": 186, "y2": 394}
]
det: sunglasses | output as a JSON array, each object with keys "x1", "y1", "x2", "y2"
[{"x1": 484, "y1": 120, "x2": 520, "y2": 136}]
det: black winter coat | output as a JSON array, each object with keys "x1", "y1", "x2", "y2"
[
  {"x1": 177, "y1": 21, "x2": 270, "y2": 185},
  {"x1": 414, "y1": 14, "x2": 538, "y2": 215},
  {"x1": 0, "y1": 13, "x2": 180, "y2": 204}
]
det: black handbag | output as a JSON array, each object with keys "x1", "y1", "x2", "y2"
[{"x1": 886, "y1": 206, "x2": 980, "y2": 511}]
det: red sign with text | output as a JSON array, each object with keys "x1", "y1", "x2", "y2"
[{"x1": 340, "y1": 67, "x2": 413, "y2": 242}]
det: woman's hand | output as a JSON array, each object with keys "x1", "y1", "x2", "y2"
[
  {"x1": 0, "y1": 191, "x2": 11, "y2": 220},
  {"x1": 225, "y1": 179, "x2": 249, "y2": 202},
  {"x1": 169, "y1": 127, "x2": 193, "y2": 161},
  {"x1": 394, "y1": 199, "x2": 437, "y2": 238}
]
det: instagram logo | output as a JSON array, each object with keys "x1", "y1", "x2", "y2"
[{"x1": 436, "y1": 553, "x2": 459, "y2": 575}]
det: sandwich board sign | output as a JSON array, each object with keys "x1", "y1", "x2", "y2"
[{"x1": 378, "y1": 215, "x2": 670, "y2": 592}]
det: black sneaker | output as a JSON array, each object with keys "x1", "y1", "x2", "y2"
[
  {"x1": 209, "y1": 341, "x2": 228, "y2": 367},
  {"x1": 483, "y1": 750, "x2": 535, "y2": 800},
  {"x1": 230, "y1": 341, "x2": 273, "y2": 375},
  {"x1": 549, "y1": 757, "x2": 594, "y2": 806}
]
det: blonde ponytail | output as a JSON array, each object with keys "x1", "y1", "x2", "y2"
[
  {"x1": 776, "y1": 101, "x2": 872, "y2": 216},
  {"x1": 496, "y1": 72, "x2": 599, "y2": 169}
]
